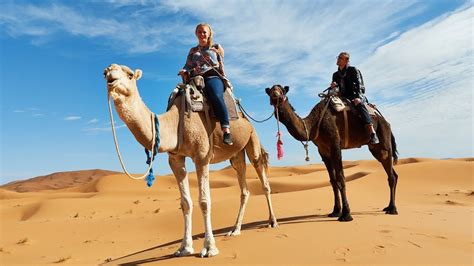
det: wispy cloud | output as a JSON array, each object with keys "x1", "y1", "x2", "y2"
[
  {"x1": 0, "y1": 2, "x2": 188, "y2": 54},
  {"x1": 87, "y1": 118, "x2": 99, "y2": 124},
  {"x1": 358, "y1": 5, "x2": 473, "y2": 157},
  {"x1": 83, "y1": 124, "x2": 126, "y2": 133},
  {"x1": 64, "y1": 116, "x2": 82, "y2": 121},
  {"x1": 158, "y1": 0, "x2": 426, "y2": 89}
]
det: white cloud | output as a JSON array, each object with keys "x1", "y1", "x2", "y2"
[
  {"x1": 64, "y1": 116, "x2": 82, "y2": 121},
  {"x1": 87, "y1": 118, "x2": 99, "y2": 124},
  {"x1": 0, "y1": 2, "x2": 187, "y2": 54},
  {"x1": 158, "y1": 0, "x2": 425, "y2": 89},
  {"x1": 369, "y1": 6, "x2": 472, "y2": 157},
  {"x1": 83, "y1": 124, "x2": 126, "y2": 133}
]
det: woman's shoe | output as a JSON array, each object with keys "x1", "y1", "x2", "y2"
[{"x1": 223, "y1": 132, "x2": 233, "y2": 145}]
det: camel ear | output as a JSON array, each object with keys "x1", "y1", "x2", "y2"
[
  {"x1": 283, "y1": 86, "x2": 289, "y2": 94},
  {"x1": 265, "y1": 87, "x2": 271, "y2": 95},
  {"x1": 134, "y1": 69, "x2": 142, "y2": 80}
]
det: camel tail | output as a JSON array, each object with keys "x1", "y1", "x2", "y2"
[
  {"x1": 260, "y1": 146, "x2": 270, "y2": 175},
  {"x1": 391, "y1": 132, "x2": 399, "y2": 165}
]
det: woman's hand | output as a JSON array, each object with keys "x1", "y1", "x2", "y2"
[
  {"x1": 352, "y1": 98, "x2": 361, "y2": 105},
  {"x1": 178, "y1": 69, "x2": 189, "y2": 83}
]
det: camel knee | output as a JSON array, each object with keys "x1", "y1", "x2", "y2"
[
  {"x1": 180, "y1": 198, "x2": 193, "y2": 214},
  {"x1": 199, "y1": 199, "x2": 210, "y2": 214},
  {"x1": 241, "y1": 190, "x2": 250, "y2": 201},
  {"x1": 261, "y1": 180, "x2": 271, "y2": 194}
]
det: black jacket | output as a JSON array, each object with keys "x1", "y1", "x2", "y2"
[{"x1": 332, "y1": 66, "x2": 365, "y2": 100}]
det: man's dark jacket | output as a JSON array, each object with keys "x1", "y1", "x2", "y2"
[{"x1": 332, "y1": 66, "x2": 365, "y2": 100}]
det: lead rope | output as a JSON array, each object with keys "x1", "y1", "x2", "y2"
[
  {"x1": 301, "y1": 120, "x2": 310, "y2": 161},
  {"x1": 107, "y1": 94, "x2": 157, "y2": 182},
  {"x1": 275, "y1": 97, "x2": 284, "y2": 160}
]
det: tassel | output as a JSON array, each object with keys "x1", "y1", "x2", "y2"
[
  {"x1": 276, "y1": 131, "x2": 284, "y2": 160},
  {"x1": 146, "y1": 168, "x2": 155, "y2": 187}
]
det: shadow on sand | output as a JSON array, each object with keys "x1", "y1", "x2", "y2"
[{"x1": 104, "y1": 210, "x2": 384, "y2": 265}]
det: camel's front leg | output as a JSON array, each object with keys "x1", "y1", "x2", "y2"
[
  {"x1": 196, "y1": 162, "x2": 219, "y2": 257},
  {"x1": 169, "y1": 155, "x2": 194, "y2": 257}
]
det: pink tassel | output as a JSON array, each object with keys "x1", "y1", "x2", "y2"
[{"x1": 276, "y1": 131, "x2": 284, "y2": 160}]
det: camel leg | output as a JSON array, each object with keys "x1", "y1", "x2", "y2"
[
  {"x1": 245, "y1": 133, "x2": 278, "y2": 228},
  {"x1": 195, "y1": 161, "x2": 219, "y2": 257},
  {"x1": 319, "y1": 151, "x2": 341, "y2": 217},
  {"x1": 369, "y1": 144, "x2": 399, "y2": 215},
  {"x1": 331, "y1": 147, "x2": 353, "y2": 222},
  {"x1": 226, "y1": 150, "x2": 250, "y2": 236},
  {"x1": 169, "y1": 155, "x2": 194, "y2": 257}
]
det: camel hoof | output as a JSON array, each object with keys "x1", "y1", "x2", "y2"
[
  {"x1": 338, "y1": 214, "x2": 353, "y2": 222},
  {"x1": 226, "y1": 228, "x2": 241, "y2": 236},
  {"x1": 269, "y1": 219, "x2": 279, "y2": 228},
  {"x1": 384, "y1": 206, "x2": 398, "y2": 215},
  {"x1": 173, "y1": 246, "x2": 194, "y2": 257},
  {"x1": 200, "y1": 246, "x2": 219, "y2": 258},
  {"x1": 328, "y1": 211, "x2": 342, "y2": 217}
]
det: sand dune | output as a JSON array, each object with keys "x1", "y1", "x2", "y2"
[
  {"x1": 1, "y1": 169, "x2": 119, "y2": 193},
  {"x1": 0, "y1": 158, "x2": 472, "y2": 265}
]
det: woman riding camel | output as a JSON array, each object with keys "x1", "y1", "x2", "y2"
[{"x1": 178, "y1": 23, "x2": 233, "y2": 145}]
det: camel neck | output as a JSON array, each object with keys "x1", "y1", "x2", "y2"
[
  {"x1": 156, "y1": 105, "x2": 179, "y2": 152},
  {"x1": 114, "y1": 95, "x2": 179, "y2": 152},
  {"x1": 276, "y1": 100, "x2": 315, "y2": 142}
]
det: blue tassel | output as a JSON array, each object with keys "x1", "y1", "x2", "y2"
[{"x1": 146, "y1": 168, "x2": 155, "y2": 187}]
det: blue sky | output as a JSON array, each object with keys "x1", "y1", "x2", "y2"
[{"x1": 1, "y1": 0, "x2": 472, "y2": 185}]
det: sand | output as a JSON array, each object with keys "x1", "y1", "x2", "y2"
[{"x1": 0, "y1": 158, "x2": 472, "y2": 265}]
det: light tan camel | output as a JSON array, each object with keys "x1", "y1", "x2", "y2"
[{"x1": 104, "y1": 64, "x2": 278, "y2": 257}]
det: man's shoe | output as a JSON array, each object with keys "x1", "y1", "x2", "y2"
[
  {"x1": 369, "y1": 133, "x2": 379, "y2": 145},
  {"x1": 223, "y1": 132, "x2": 233, "y2": 145}
]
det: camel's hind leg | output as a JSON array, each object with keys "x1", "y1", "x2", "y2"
[
  {"x1": 227, "y1": 150, "x2": 250, "y2": 236},
  {"x1": 245, "y1": 131, "x2": 278, "y2": 228},
  {"x1": 169, "y1": 155, "x2": 194, "y2": 257},
  {"x1": 369, "y1": 139, "x2": 399, "y2": 215}
]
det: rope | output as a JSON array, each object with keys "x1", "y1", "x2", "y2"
[
  {"x1": 107, "y1": 94, "x2": 157, "y2": 180},
  {"x1": 236, "y1": 99, "x2": 274, "y2": 123},
  {"x1": 301, "y1": 120, "x2": 310, "y2": 161},
  {"x1": 313, "y1": 89, "x2": 333, "y2": 141}
]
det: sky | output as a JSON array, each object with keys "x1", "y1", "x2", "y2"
[{"x1": 0, "y1": 0, "x2": 472, "y2": 185}]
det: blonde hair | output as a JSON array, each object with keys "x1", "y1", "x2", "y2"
[{"x1": 195, "y1": 23, "x2": 214, "y2": 47}]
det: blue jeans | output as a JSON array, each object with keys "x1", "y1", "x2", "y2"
[{"x1": 204, "y1": 76, "x2": 230, "y2": 128}]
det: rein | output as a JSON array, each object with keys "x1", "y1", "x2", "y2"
[
  {"x1": 236, "y1": 99, "x2": 274, "y2": 123},
  {"x1": 107, "y1": 93, "x2": 159, "y2": 187}
]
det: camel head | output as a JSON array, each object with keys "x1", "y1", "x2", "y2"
[
  {"x1": 104, "y1": 64, "x2": 143, "y2": 102},
  {"x1": 265, "y1": 84, "x2": 289, "y2": 106}
]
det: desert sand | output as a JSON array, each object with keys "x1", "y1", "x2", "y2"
[{"x1": 0, "y1": 158, "x2": 472, "y2": 265}]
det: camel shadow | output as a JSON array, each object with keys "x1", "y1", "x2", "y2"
[{"x1": 104, "y1": 210, "x2": 384, "y2": 265}]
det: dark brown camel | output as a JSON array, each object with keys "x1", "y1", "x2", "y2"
[{"x1": 265, "y1": 85, "x2": 399, "y2": 222}]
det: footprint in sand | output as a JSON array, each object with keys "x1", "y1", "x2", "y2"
[
  {"x1": 276, "y1": 233, "x2": 289, "y2": 239},
  {"x1": 445, "y1": 200, "x2": 463, "y2": 206},
  {"x1": 373, "y1": 245, "x2": 386, "y2": 255},
  {"x1": 53, "y1": 256, "x2": 72, "y2": 263},
  {"x1": 16, "y1": 238, "x2": 29, "y2": 245},
  {"x1": 334, "y1": 247, "x2": 350, "y2": 256}
]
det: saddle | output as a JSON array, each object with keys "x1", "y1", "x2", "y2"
[
  {"x1": 329, "y1": 94, "x2": 379, "y2": 117},
  {"x1": 326, "y1": 91, "x2": 381, "y2": 149},
  {"x1": 167, "y1": 77, "x2": 239, "y2": 120}
]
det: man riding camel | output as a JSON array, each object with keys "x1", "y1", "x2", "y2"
[{"x1": 330, "y1": 51, "x2": 379, "y2": 144}]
